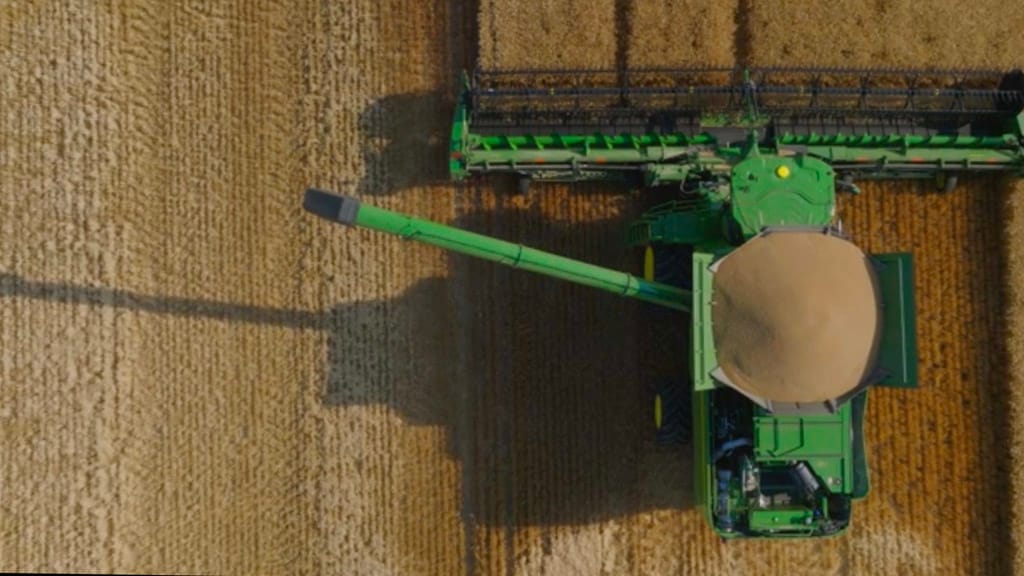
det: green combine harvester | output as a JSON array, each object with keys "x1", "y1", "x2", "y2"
[{"x1": 305, "y1": 67, "x2": 1024, "y2": 538}]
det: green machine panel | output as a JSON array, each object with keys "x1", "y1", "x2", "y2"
[
  {"x1": 872, "y1": 253, "x2": 918, "y2": 388},
  {"x1": 748, "y1": 507, "x2": 816, "y2": 533},
  {"x1": 729, "y1": 155, "x2": 836, "y2": 238},
  {"x1": 753, "y1": 405, "x2": 854, "y2": 494},
  {"x1": 692, "y1": 248, "x2": 734, "y2": 392}
]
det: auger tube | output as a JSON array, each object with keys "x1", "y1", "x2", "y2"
[{"x1": 303, "y1": 189, "x2": 690, "y2": 312}]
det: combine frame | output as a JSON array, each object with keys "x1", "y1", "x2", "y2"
[{"x1": 309, "y1": 66, "x2": 1024, "y2": 538}]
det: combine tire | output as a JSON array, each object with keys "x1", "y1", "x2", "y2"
[
  {"x1": 654, "y1": 379, "x2": 691, "y2": 445},
  {"x1": 645, "y1": 244, "x2": 693, "y2": 290},
  {"x1": 640, "y1": 243, "x2": 693, "y2": 445}
]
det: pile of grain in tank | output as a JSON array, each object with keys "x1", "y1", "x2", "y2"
[{"x1": 711, "y1": 232, "x2": 882, "y2": 403}]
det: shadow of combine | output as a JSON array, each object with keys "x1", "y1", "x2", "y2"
[
  {"x1": 307, "y1": 0, "x2": 696, "y2": 518},
  {"x1": 968, "y1": 177, "x2": 1014, "y2": 576},
  {"x1": 0, "y1": 195, "x2": 695, "y2": 529},
  {"x1": 0, "y1": 0, "x2": 692, "y2": 533},
  {"x1": 355, "y1": 91, "x2": 452, "y2": 197},
  {"x1": 336, "y1": 0, "x2": 476, "y2": 197},
  {"x1": 352, "y1": 0, "x2": 479, "y2": 197},
  {"x1": 321, "y1": 197, "x2": 696, "y2": 526}
]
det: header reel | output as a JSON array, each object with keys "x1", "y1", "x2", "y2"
[{"x1": 450, "y1": 66, "x2": 1024, "y2": 189}]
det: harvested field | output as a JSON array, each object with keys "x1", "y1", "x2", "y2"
[
  {"x1": 478, "y1": 0, "x2": 617, "y2": 70},
  {"x1": 1007, "y1": 181, "x2": 1024, "y2": 574},
  {"x1": 625, "y1": 0, "x2": 736, "y2": 68},
  {"x1": 743, "y1": 0, "x2": 1024, "y2": 68},
  {"x1": 1, "y1": 1, "x2": 1023, "y2": 575},
  {"x1": 836, "y1": 179, "x2": 1010, "y2": 576}
]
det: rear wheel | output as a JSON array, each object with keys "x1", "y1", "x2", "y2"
[
  {"x1": 654, "y1": 378, "x2": 691, "y2": 444},
  {"x1": 643, "y1": 244, "x2": 693, "y2": 289},
  {"x1": 640, "y1": 243, "x2": 693, "y2": 445}
]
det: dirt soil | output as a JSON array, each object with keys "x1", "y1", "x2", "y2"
[{"x1": 2, "y1": 1, "x2": 1024, "y2": 575}]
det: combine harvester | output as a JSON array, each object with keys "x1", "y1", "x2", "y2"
[{"x1": 305, "y1": 67, "x2": 1024, "y2": 538}]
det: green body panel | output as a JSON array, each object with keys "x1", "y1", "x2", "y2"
[
  {"x1": 452, "y1": 139, "x2": 1024, "y2": 187},
  {"x1": 465, "y1": 132, "x2": 716, "y2": 155},
  {"x1": 753, "y1": 405, "x2": 853, "y2": 493},
  {"x1": 872, "y1": 253, "x2": 919, "y2": 388},
  {"x1": 693, "y1": 367, "x2": 872, "y2": 537},
  {"x1": 690, "y1": 250, "x2": 721, "y2": 393},
  {"x1": 799, "y1": 146, "x2": 1024, "y2": 179},
  {"x1": 748, "y1": 508, "x2": 816, "y2": 533},
  {"x1": 627, "y1": 198, "x2": 725, "y2": 247},
  {"x1": 697, "y1": 386, "x2": 870, "y2": 538},
  {"x1": 730, "y1": 155, "x2": 835, "y2": 237},
  {"x1": 454, "y1": 137, "x2": 1024, "y2": 180},
  {"x1": 775, "y1": 133, "x2": 1017, "y2": 148},
  {"x1": 693, "y1": 390, "x2": 715, "y2": 530},
  {"x1": 449, "y1": 93, "x2": 470, "y2": 179},
  {"x1": 699, "y1": 386, "x2": 859, "y2": 539},
  {"x1": 851, "y1": 393, "x2": 870, "y2": 499}
]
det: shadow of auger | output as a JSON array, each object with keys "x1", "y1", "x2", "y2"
[
  {"x1": 0, "y1": 270, "x2": 451, "y2": 418},
  {"x1": 0, "y1": 272, "x2": 326, "y2": 331}
]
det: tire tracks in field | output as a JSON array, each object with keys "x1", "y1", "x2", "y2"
[
  {"x1": 446, "y1": 2, "x2": 482, "y2": 574},
  {"x1": 451, "y1": 180, "x2": 479, "y2": 576},
  {"x1": 732, "y1": 0, "x2": 753, "y2": 66}
]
